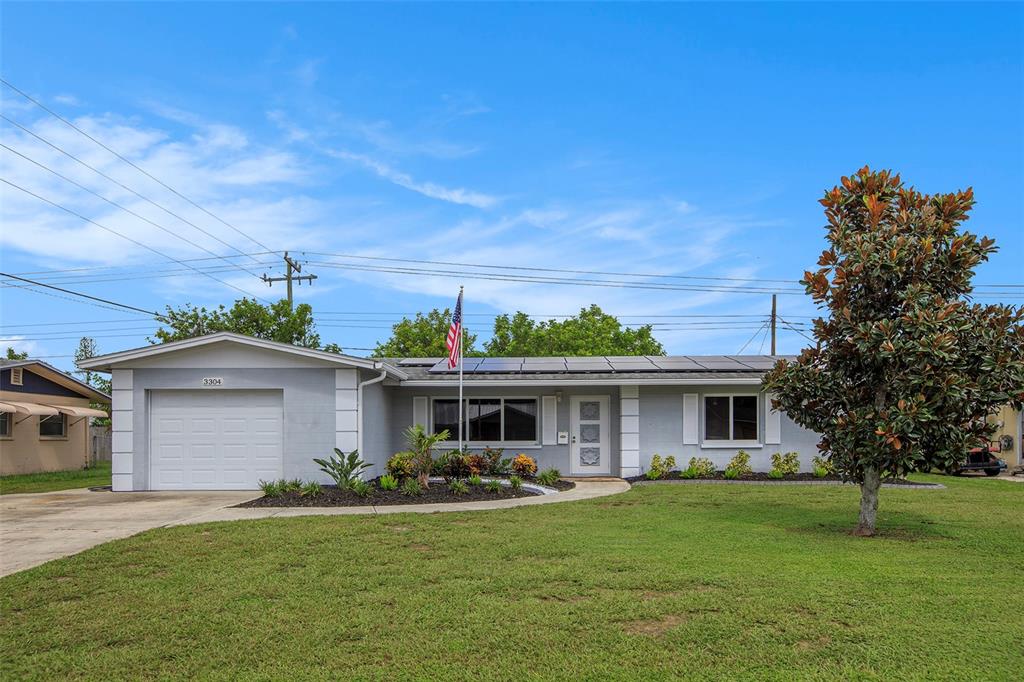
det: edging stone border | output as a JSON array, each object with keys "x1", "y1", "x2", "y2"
[{"x1": 633, "y1": 479, "x2": 945, "y2": 490}]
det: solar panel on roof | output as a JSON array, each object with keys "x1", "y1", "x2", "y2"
[
  {"x1": 650, "y1": 358, "x2": 703, "y2": 370},
  {"x1": 398, "y1": 358, "x2": 442, "y2": 366}
]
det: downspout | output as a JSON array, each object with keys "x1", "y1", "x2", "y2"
[{"x1": 357, "y1": 363, "x2": 389, "y2": 471}]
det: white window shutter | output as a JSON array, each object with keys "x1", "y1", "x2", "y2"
[
  {"x1": 764, "y1": 393, "x2": 782, "y2": 445},
  {"x1": 542, "y1": 395, "x2": 558, "y2": 445},
  {"x1": 682, "y1": 393, "x2": 698, "y2": 444},
  {"x1": 413, "y1": 396, "x2": 429, "y2": 430}
]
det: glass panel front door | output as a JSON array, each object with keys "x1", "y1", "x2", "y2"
[{"x1": 570, "y1": 395, "x2": 610, "y2": 475}]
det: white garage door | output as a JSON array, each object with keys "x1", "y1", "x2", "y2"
[{"x1": 149, "y1": 390, "x2": 283, "y2": 490}]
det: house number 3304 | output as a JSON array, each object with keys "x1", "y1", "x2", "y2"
[{"x1": 202, "y1": 377, "x2": 224, "y2": 387}]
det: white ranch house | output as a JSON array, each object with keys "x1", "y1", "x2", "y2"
[{"x1": 80, "y1": 333, "x2": 819, "y2": 491}]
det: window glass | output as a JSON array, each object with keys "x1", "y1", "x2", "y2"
[
  {"x1": 504, "y1": 399, "x2": 537, "y2": 441},
  {"x1": 432, "y1": 399, "x2": 461, "y2": 438},
  {"x1": 467, "y1": 399, "x2": 501, "y2": 441},
  {"x1": 704, "y1": 396, "x2": 730, "y2": 440},
  {"x1": 733, "y1": 396, "x2": 759, "y2": 440},
  {"x1": 0, "y1": 412, "x2": 11, "y2": 437},
  {"x1": 39, "y1": 414, "x2": 66, "y2": 438}
]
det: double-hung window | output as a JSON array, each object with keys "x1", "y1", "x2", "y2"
[
  {"x1": 431, "y1": 397, "x2": 539, "y2": 444},
  {"x1": 0, "y1": 411, "x2": 12, "y2": 438},
  {"x1": 704, "y1": 395, "x2": 759, "y2": 443}
]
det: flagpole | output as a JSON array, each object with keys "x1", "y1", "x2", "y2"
[{"x1": 458, "y1": 285, "x2": 464, "y2": 452}]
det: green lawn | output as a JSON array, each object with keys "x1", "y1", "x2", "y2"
[
  {"x1": 0, "y1": 461, "x2": 111, "y2": 495},
  {"x1": 2, "y1": 475, "x2": 1021, "y2": 680}
]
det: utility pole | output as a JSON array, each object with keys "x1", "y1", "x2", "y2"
[
  {"x1": 262, "y1": 251, "x2": 317, "y2": 307},
  {"x1": 770, "y1": 293, "x2": 777, "y2": 356}
]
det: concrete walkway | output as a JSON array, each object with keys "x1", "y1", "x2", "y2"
[
  {"x1": 0, "y1": 480, "x2": 629, "y2": 576},
  {"x1": 172, "y1": 478, "x2": 631, "y2": 525}
]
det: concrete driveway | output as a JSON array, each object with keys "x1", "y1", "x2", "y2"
[{"x1": 0, "y1": 488, "x2": 256, "y2": 577}]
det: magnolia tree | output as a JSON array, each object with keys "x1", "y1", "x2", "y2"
[{"x1": 764, "y1": 167, "x2": 1024, "y2": 536}]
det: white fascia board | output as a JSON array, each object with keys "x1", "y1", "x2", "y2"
[
  {"x1": 399, "y1": 377, "x2": 765, "y2": 387},
  {"x1": 78, "y1": 332, "x2": 406, "y2": 379}
]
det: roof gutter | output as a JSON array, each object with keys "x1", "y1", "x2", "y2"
[{"x1": 357, "y1": 364, "x2": 389, "y2": 458}]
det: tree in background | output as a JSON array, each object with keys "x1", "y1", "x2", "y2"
[
  {"x1": 485, "y1": 305, "x2": 665, "y2": 356},
  {"x1": 152, "y1": 298, "x2": 327, "y2": 349},
  {"x1": 73, "y1": 337, "x2": 111, "y2": 426},
  {"x1": 5, "y1": 347, "x2": 29, "y2": 360},
  {"x1": 373, "y1": 308, "x2": 479, "y2": 357},
  {"x1": 764, "y1": 167, "x2": 1024, "y2": 536}
]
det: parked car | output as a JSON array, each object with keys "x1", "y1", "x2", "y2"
[{"x1": 955, "y1": 440, "x2": 1007, "y2": 477}]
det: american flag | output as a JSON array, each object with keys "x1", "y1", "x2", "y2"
[{"x1": 446, "y1": 290, "x2": 463, "y2": 369}]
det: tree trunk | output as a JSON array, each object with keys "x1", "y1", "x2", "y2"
[
  {"x1": 854, "y1": 466, "x2": 881, "y2": 536},
  {"x1": 418, "y1": 471, "x2": 430, "y2": 490}
]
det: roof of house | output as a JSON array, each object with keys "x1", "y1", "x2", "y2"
[
  {"x1": 0, "y1": 359, "x2": 111, "y2": 402},
  {"x1": 77, "y1": 332, "x2": 408, "y2": 379},
  {"x1": 384, "y1": 355, "x2": 794, "y2": 385}
]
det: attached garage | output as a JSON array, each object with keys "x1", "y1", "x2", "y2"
[
  {"x1": 149, "y1": 390, "x2": 283, "y2": 490},
  {"x1": 78, "y1": 333, "x2": 401, "y2": 492}
]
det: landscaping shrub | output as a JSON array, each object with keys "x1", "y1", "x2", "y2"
[
  {"x1": 485, "y1": 479, "x2": 502, "y2": 493},
  {"x1": 481, "y1": 447, "x2": 505, "y2": 474},
  {"x1": 299, "y1": 481, "x2": 322, "y2": 497},
  {"x1": 379, "y1": 474, "x2": 399, "y2": 491},
  {"x1": 813, "y1": 465, "x2": 829, "y2": 478},
  {"x1": 687, "y1": 457, "x2": 716, "y2": 478},
  {"x1": 511, "y1": 454, "x2": 537, "y2": 477},
  {"x1": 767, "y1": 469, "x2": 785, "y2": 480},
  {"x1": 401, "y1": 424, "x2": 449, "y2": 488},
  {"x1": 679, "y1": 467, "x2": 698, "y2": 479},
  {"x1": 449, "y1": 479, "x2": 469, "y2": 495},
  {"x1": 726, "y1": 450, "x2": 753, "y2": 476},
  {"x1": 284, "y1": 479, "x2": 304, "y2": 493},
  {"x1": 466, "y1": 454, "x2": 488, "y2": 475},
  {"x1": 535, "y1": 468, "x2": 561, "y2": 486},
  {"x1": 259, "y1": 479, "x2": 284, "y2": 497},
  {"x1": 386, "y1": 452, "x2": 416, "y2": 479},
  {"x1": 468, "y1": 474, "x2": 483, "y2": 487},
  {"x1": 770, "y1": 452, "x2": 800, "y2": 477},
  {"x1": 400, "y1": 478, "x2": 423, "y2": 497},
  {"x1": 438, "y1": 450, "x2": 472, "y2": 481},
  {"x1": 812, "y1": 455, "x2": 834, "y2": 475},
  {"x1": 350, "y1": 479, "x2": 372, "y2": 498},
  {"x1": 314, "y1": 449, "x2": 371, "y2": 489},
  {"x1": 493, "y1": 458, "x2": 513, "y2": 475},
  {"x1": 723, "y1": 468, "x2": 740, "y2": 480},
  {"x1": 646, "y1": 454, "x2": 677, "y2": 480},
  {"x1": 508, "y1": 475, "x2": 524, "y2": 491}
]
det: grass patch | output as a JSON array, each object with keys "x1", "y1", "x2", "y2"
[
  {"x1": 1, "y1": 475, "x2": 1022, "y2": 679},
  {"x1": 0, "y1": 461, "x2": 111, "y2": 495}
]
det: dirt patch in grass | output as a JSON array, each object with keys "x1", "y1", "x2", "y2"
[{"x1": 623, "y1": 614, "x2": 687, "y2": 636}]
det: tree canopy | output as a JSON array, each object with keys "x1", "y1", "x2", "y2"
[
  {"x1": 5, "y1": 347, "x2": 29, "y2": 360},
  {"x1": 151, "y1": 298, "x2": 338, "y2": 351},
  {"x1": 485, "y1": 305, "x2": 665, "y2": 356},
  {"x1": 373, "y1": 308, "x2": 479, "y2": 358},
  {"x1": 764, "y1": 167, "x2": 1024, "y2": 536},
  {"x1": 373, "y1": 304, "x2": 664, "y2": 357}
]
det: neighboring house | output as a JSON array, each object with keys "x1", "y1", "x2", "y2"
[
  {"x1": 991, "y1": 404, "x2": 1023, "y2": 470},
  {"x1": 0, "y1": 360, "x2": 110, "y2": 476},
  {"x1": 79, "y1": 332, "x2": 821, "y2": 492}
]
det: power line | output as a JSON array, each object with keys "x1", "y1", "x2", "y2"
[
  {"x1": 778, "y1": 316, "x2": 817, "y2": 344},
  {"x1": 1, "y1": 141, "x2": 268, "y2": 279},
  {"x1": 0, "y1": 178, "x2": 273, "y2": 303},
  {"x1": 0, "y1": 261, "x2": 279, "y2": 288},
  {"x1": 0, "y1": 78, "x2": 275, "y2": 254},
  {"x1": 0, "y1": 271, "x2": 160, "y2": 316},
  {"x1": 310, "y1": 260, "x2": 806, "y2": 295},
  {"x1": 302, "y1": 250, "x2": 803, "y2": 286},
  {"x1": 736, "y1": 320, "x2": 770, "y2": 354},
  {"x1": 0, "y1": 118, "x2": 272, "y2": 272},
  {"x1": 5, "y1": 252, "x2": 277, "y2": 278}
]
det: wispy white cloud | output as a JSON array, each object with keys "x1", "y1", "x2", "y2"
[
  {"x1": 53, "y1": 94, "x2": 81, "y2": 107},
  {"x1": 293, "y1": 58, "x2": 324, "y2": 87},
  {"x1": 327, "y1": 149, "x2": 500, "y2": 208}
]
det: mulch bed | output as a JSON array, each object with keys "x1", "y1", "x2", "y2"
[
  {"x1": 626, "y1": 471, "x2": 939, "y2": 487},
  {"x1": 237, "y1": 477, "x2": 574, "y2": 508}
]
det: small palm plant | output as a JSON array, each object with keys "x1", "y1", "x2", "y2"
[
  {"x1": 400, "y1": 425, "x2": 450, "y2": 489},
  {"x1": 313, "y1": 448, "x2": 371, "y2": 489}
]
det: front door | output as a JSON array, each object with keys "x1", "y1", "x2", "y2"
[{"x1": 569, "y1": 395, "x2": 610, "y2": 475}]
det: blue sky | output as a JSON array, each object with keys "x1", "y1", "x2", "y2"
[{"x1": 1, "y1": 2, "x2": 1022, "y2": 370}]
